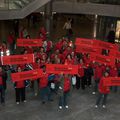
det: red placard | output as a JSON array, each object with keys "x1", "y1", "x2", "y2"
[
  {"x1": 103, "y1": 77, "x2": 120, "y2": 86},
  {"x1": 11, "y1": 69, "x2": 43, "y2": 82},
  {"x1": 46, "y1": 64, "x2": 78, "y2": 74},
  {"x1": 17, "y1": 39, "x2": 42, "y2": 47},
  {"x1": 76, "y1": 45, "x2": 102, "y2": 54},
  {"x1": 1, "y1": 54, "x2": 34, "y2": 65},
  {"x1": 90, "y1": 53, "x2": 115, "y2": 66}
]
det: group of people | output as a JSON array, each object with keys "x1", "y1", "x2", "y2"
[{"x1": 0, "y1": 26, "x2": 120, "y2": 110}]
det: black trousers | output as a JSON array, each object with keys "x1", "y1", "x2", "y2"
[
  {"x1": 0, "y1": 87, "x2": 5, "y2": 103},
  {"x1": 76, "y1": 76, "x2": 85, "y2": 90},
  {"x1": 15, "y1": 88, "x2": 26, "y2": 102},
  {"x1": 84, "y1": 75, "x2": 92, "y2": 86}
]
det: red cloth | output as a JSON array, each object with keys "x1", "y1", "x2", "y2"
[
  {"x1": 39, "y1": 72, "x2": 48, "y2": 88},
  {"x1": 78, "y1": 64, "x2": 84, "y2": 77},
  {"x1": 94, "y1": 65, "x2": 103, "y2": 79},
  {"x1": 98, "y1": 77, "x2": 110, "y2": 94},
  {"x1": 64, "y1": 77, "x2": 70, "y2": 92},
  {"x1": 109, "y1": 67, "x2": 118, "y2": 77},
  {"x1": 16, "y1": 81, "x2": 25, "y2": 88},
  {"x1": 32, "y1": 62, "x2": 40, "y2": 69}
]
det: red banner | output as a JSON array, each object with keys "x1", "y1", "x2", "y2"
[
  {"x1": 109, "y1": 50, "x2": 120, "y2": 60},
  {"x1": 1, "y1": 54, "x2": 34, "y2": 65},
  {"x1": 103, "y1": 77, "x2": 120, "y2": 86},
  {"x1": 90, "y1": 53, "x2": 115, "y2": 66},
  {"x1": 11, "y1": 69, "x2": 43, "y2": 82},
  {"x1": 17, "y1": 39, "x2": 42, "y2": 47},
  {"x1": 76, "y1": 45, "x2": 102, "y2": 54},
  {"x1": 46, "y1": 64, "x2": 78, "y2": 74},
  {"x1": 96, "y1": 40, "x2": 118, "y2": 51},
  {"x1": 75, "y1": 38, "x2": 95, "y2": 46}
]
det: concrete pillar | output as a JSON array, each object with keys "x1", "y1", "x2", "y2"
[{"x1": 93, "y1": 14, "x2": 98, "y2": 39}]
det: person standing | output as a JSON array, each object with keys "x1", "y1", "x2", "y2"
[
  {"x1": 63, "y1": 18, "x2": 73, "y2": 40},
  {"x1": 14, "y1": 66, "x2": 27, "y2": 104},
  {"x1": 58, "y1": 74, "x2": 71, "y2": 109},
  {"x1": 0, "y1": 66, "x2": 7, "y2": 105},
  {"x1": 95, "y1": 72, "x2": 110, "y2": 108}
]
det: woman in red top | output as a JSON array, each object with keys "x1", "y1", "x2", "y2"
[
  {"x1": 14, "y1": 66, "x2": 26, "y2": 104},
  {"x1": 64, "y1": 54, "x2": 74, "y2": 65},
  {"x1": 95, "y1": 72, "x2": 110, "y2": 108},
  {"x1": 76, "y1": 58, "x2": 85, "y2": 90}
]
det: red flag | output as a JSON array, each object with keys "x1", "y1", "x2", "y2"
[
  {"x1": 103, "y1": 77, "x2": 120, "y2": 86},
  {"x1": 11, "y1": 69, "x2": 43, "y2": 82},
  {"x1": 46, "y1": 64, "x2": 78, "y2": 74},
  {"x1": 17, "y1": 39, "x2": 42, "y2": 47},
  {"x1": 1, "y1": 54, "x2": 34, "y2": 65}
]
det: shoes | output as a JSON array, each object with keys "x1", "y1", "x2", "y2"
[
  {"x1": 42, "y1": 101, "x2": 45, "y2": 104},
  {"x1": 95, "y1": 105, "x2": 98, "y2": 108},
  {"x1": 16, "y1": 102, "x2": 20, "y2": 105},
  {"x1": 102, "y1": 105, "x2": 106, "y2": 108},
  {"x1": 92, "y1": 92, "x2": 96, "y2": 95},
  {"x1": 23, "y1": 100, "x2": 27, "y2": 103},
  {"x1": 34, "y1": 93, "x2": 38, "y2": 96},
  {"x1": 59, "y1": 106, "x2": 62, "y2": 109},
  {"x1": 65, "y1": 105, "x2": 69, "y2": 109}
]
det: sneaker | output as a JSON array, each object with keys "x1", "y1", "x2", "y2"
[
  {"x1": 23, "y1": 100, "x2": 27, "y2": 103},
  {"x1": 34, "y1": 93, "x2": 38, "y2": 96},
  {"x1": 102, "y1": 105, "x2": 106, "y2": 108},
  {"x1": 92, "y1": 92, "x2": 96, "y2": 95},
  {"x1": 59, "y1": 106, "x2": 62, "y2": 109},
  {"x1": 95, "y1": 105, "x2": 98, "y2": 108},
  {"x1": 16, "y1": 102, "x2": 20, "y2": 105},
  {"x1": 65, "y1": 105, "x2": 69, "y2": 109}
]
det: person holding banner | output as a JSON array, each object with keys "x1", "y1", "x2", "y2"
[
  {"x1": 95, "y1": 72, "x2": 110, "y2": 108},
  {"x1": 92, "y1": 63, "x2": 103, "y2": 95},
  {"x1": 14, "y1": 66, "x2": 27, "y2": 104},
  {"x1": 76, "y1": 58, "x2": 85, "y2": 90},
  {"x1": 39, "y1": 65, "x2": 52, "y2": 104},
  {"x1": 58, "y1": 74, "x2": 71, "y2": 110}
]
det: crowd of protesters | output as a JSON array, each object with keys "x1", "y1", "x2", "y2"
[{"x1": 0, "y1": 25, "x2": 120, "y2": 110}]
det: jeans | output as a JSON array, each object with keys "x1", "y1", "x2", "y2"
[
  {"x1": 93, "y1": 78, "x2": 100, "y2": 92},
  {"x1": 40, "y1": 87, "x2": 52, "y2": 102},
  {"x1": 0, "y1": 86, "x2": 5, "y2": 104},
  {"x1": 96, "y1": 92, "x2": 108, "y2": 105},
  {"x1": 59, "y1": 91, "x2": 69, "y2": 106},
  {"x1": 15, "y1": 88, "x2": 26, "y2": 102}
]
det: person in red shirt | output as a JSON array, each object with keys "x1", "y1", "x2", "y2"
[
  {"x1": 14, "y1": 66, "x2": 27, "y2": 104},
  {"x1": 109, "y1": 66, "x2": 118, "y2": 92},
  {"x1": 58, "y1": 74, "x2": 71, "y2": 109},
  {"x1": 7, "y1": 32, "x2": 15, "y2": 54},
  {"x1": 92, "y1": 63, "x2": 103, "y2": 95},
  {"x1": 64, "y1": 54, "x2": 74, "y2": 65},
  {"x1": 95, "y1": 72, "x2": 110, "y2": 108},
  {"x1": 76, "y1": 58, "x2": 85, "y2": 90},
  {"x1": 39, "y1": 65, "x2": 52, "y2": 104}
]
